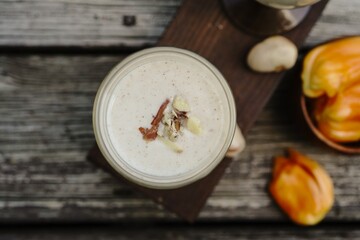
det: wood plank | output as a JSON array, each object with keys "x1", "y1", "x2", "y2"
[
  {"x1": 1, "y1": 224, "x2": 360, "y2": 239},
  {"x1": 0, "y1": 0, "x2": 358, "y2": 48},
  {"x1": 0, "y1": 0, "x2": 181, "y2": 48},
  {"x1": 0, "y1": 55, "x2": 360, "y2": 222}
]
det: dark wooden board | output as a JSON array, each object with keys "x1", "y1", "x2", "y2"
[
  {"x1": 1, "y1": 224, "x2": 360, "y2": 239},
  {"x1": 88, "y1": 0, "x2": 329, "y2": 222}
]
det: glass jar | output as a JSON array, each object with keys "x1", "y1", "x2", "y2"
[{"x1": 93, "y1": 47, "x2": 237, "y2": 189}]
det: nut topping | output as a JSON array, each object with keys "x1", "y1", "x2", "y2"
[
  {"x1": 172, "y1": 95, "x2": 190, "y2": 112},
  {"x1": 139, "y1": 95, "x2": 203, "y2": 153}
]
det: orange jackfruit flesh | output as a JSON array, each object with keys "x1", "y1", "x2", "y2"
[
  {"x1": 269, "y1": 149, "x2": 334, "y2": 226},
  {"x1": 302, "y1": 36, "x2": 360, "y2": 98},
  {"x1": 314, "y1": 81, "x2": 360, "y2": 142}
]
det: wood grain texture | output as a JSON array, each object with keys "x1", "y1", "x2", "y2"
[
  {"x1": 0, "y1": 0, "x2": 181, "y2": 47},
  {"x1": 1, "y1": 225, "x2": 360, "y2": 239},
  {"x1": 88, "y1": 145, "x2": 234, "y2": 222},
  {"x1": 0, "y1": 0, "x2": 359, "y2": 47},
  {"x1": 0, "y1": 0, "x2": 359, "y2": 224},
  {"x1": 0, "y1": 54, "x2": 360, "y2": 222}
]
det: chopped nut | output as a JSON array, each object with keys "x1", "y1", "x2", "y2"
[
  {"x1": 158, "y1": 136, "x2": 183, "y2": 153},
  {"x1": 226, "y1": 125, "x2": 246, "y2": 158},
  {"x1": 167, "y1": 123, "x2": 180, "y2": 141},
  {"x1": 140, "y1": 95, "x2": 200, "y2": 153},
  {"x1": 157, "y1": 123, "x2": 165, "y2": 137},
  {"x1": 269, "y1": 148, "x2": 334, "y2": 226},
  {"x1": 247, "y1": 36, "x2": 298, "y2": 73},
  {"x1": 163, "y1": 114, "x2": 182, "y2": 142},
  {"x1": 176, "y1": 111, "x2": 188, "y2": 119},
  {"x1": 172, "y1": 96, "x2": 190, "y2": 112},
  {"x1": 187, "y1": 116, "x2": 202, "y2": 135},
  {"x1": 171, "y1": 110, "x2": 178, "y2": 118},
  {"x1": 162, "y1": 99, "x2": 189, "y2": 142},
  {"x1": 174, "y1": 119, "x2": 181, "y2": 131}
]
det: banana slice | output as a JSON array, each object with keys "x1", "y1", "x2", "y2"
[
  {"x1": 187, "y1": 116, "x2": 202, "y2": 135},
  {"x1": 158, "y1": 135, "x2": 183, "y2": 153}
]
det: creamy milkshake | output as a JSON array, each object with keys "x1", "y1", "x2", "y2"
[{"x1": 93, "y1": 47, "x2": 236, "y2": 189}]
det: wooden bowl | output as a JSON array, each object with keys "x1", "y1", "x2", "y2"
[{"x1": 300, "y1": 95, "x2": 360, "y2": 154}]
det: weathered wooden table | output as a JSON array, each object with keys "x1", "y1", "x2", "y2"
[{"x1": 1, "y1": 0, "x2": 360, "y2": 238}]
